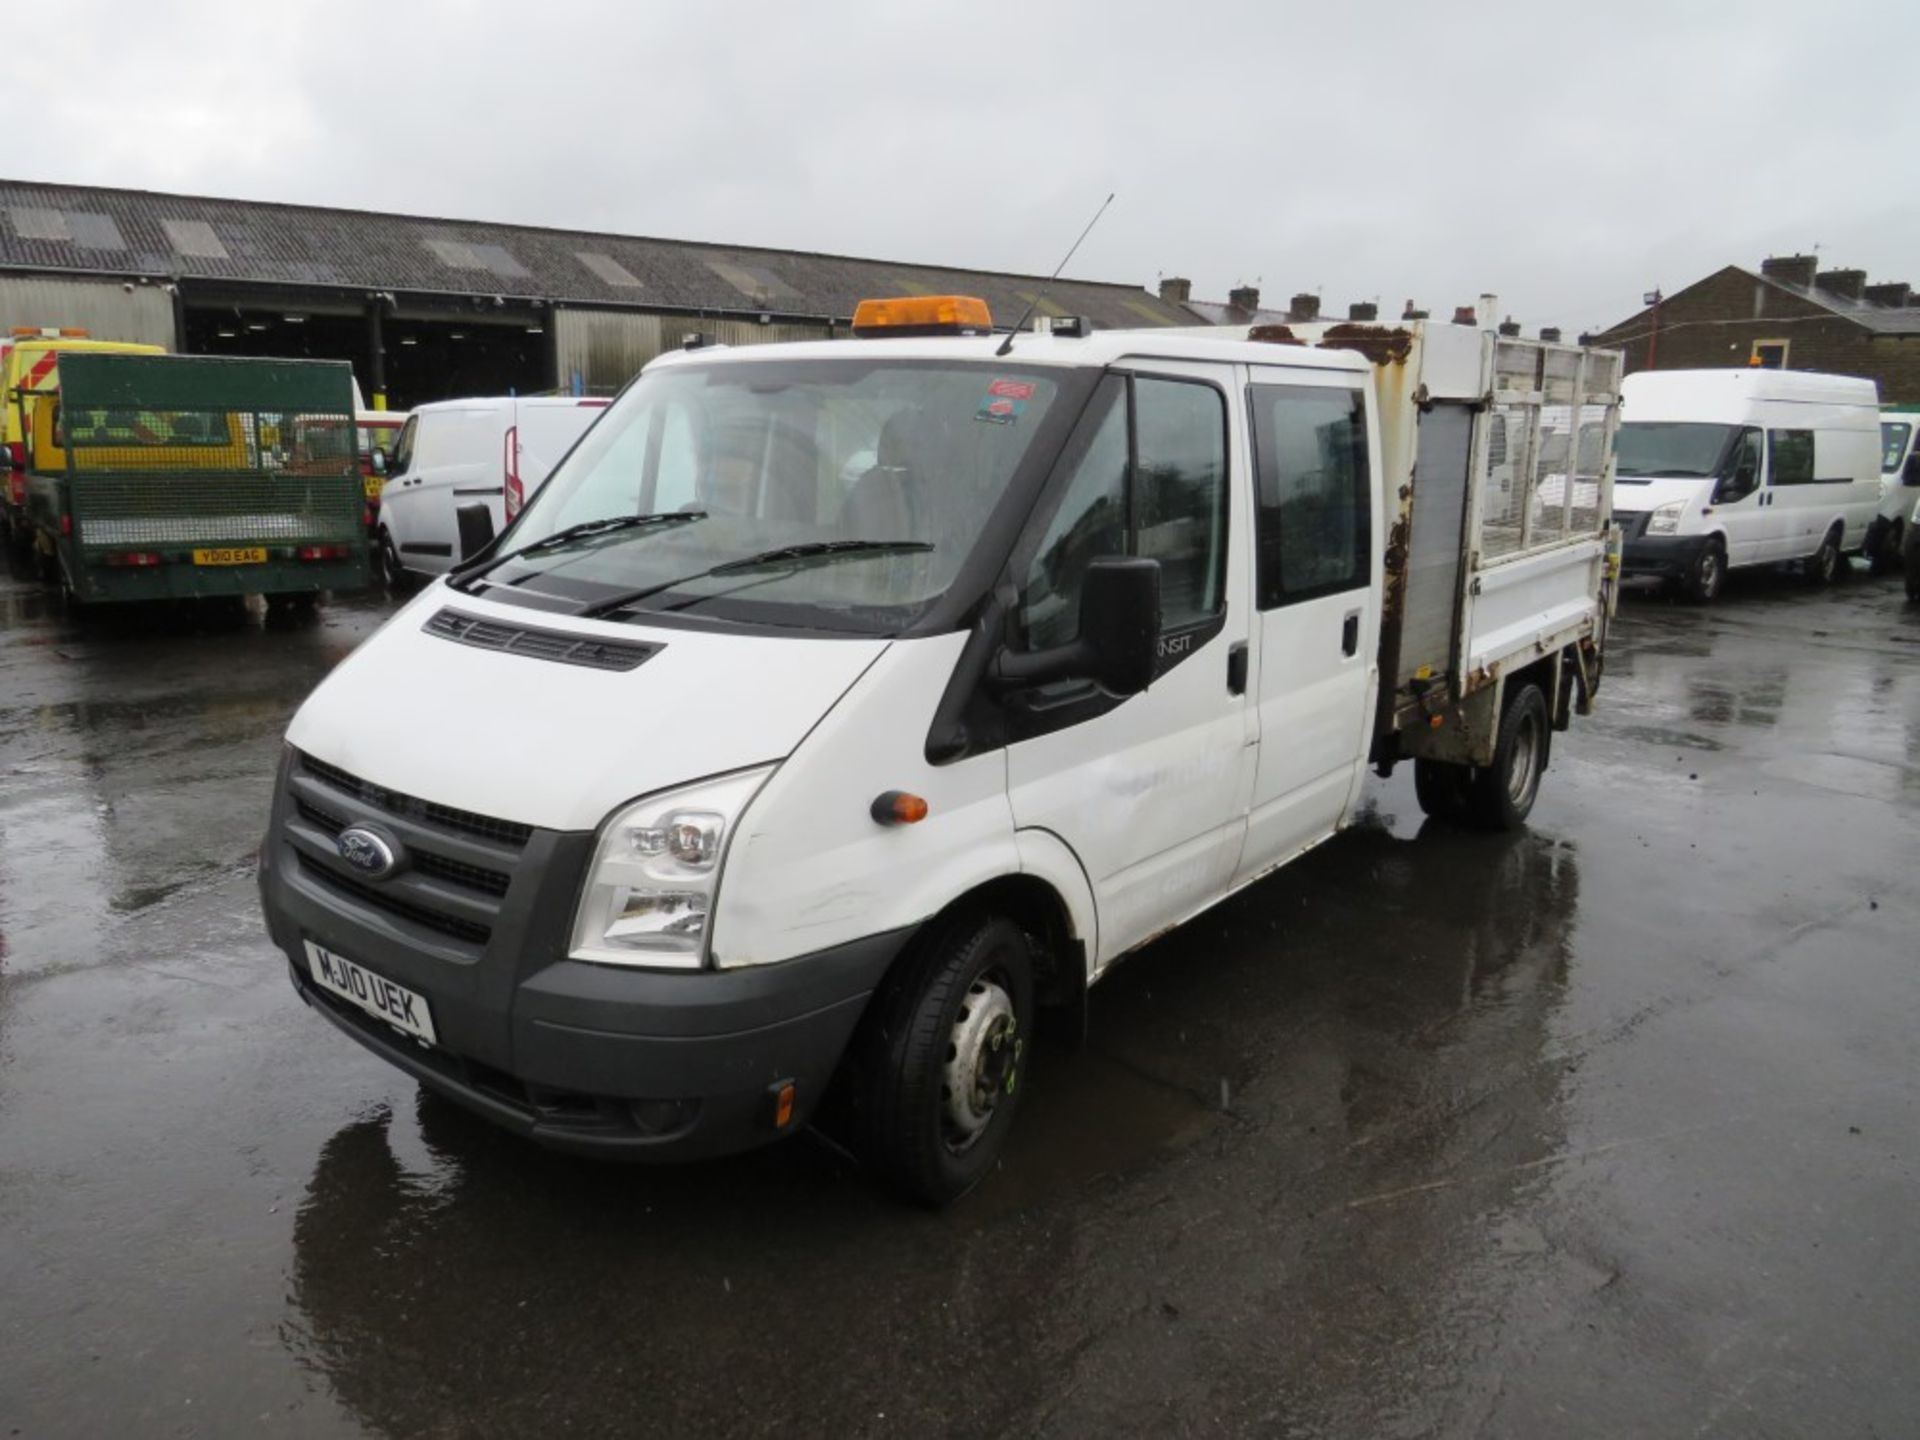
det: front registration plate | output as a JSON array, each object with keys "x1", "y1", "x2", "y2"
[
  {"x1": 304, "y1": 940, "x2": 438, "y2": 1045},
  {"x1": 193, "y1": 546, "x2": 268, "y2": 566}
]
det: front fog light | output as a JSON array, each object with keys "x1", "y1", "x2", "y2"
[{"x1": 570, "y1": 767, "x2": 774, "y2": 968}]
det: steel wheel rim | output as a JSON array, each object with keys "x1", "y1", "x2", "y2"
[
  {"x1": 941, "y1": 973, "x2": 1020, "y2": 1153},
  {"x1": 1507, "y1": 709, "x2": 1542, "y2": 807},
  {"x1": 1700, "y1": 550, "x2": 1721, "y2": 596}
]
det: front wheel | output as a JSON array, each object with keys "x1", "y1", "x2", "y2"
[
  {"x1": 375, "y1": 527, "x2": 407, "y2": 591},
  {"x1": 1869, "y1": 519, "x2": 1903, "y2": 576},
  {"x1": 1466, "y1": 683, "x2": 1549, "y2": 832},
  {"x1": 852, "y1": 912, "x2": 1034, "y2": 1206},
  {"x1": 1684, "y1": 538, "x2": 1726, "y2": 603}
]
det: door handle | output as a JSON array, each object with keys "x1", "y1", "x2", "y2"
[
  {"x1": 1342, "y1": 610, "x2": 1361, "y2": 657},
  {"x1": 1226, "y1": 640, "x2": 1248, "y2": 695}
]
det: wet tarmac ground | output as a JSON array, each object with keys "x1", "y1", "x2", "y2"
[{"x1": 1, "y1": 554, "x2": 1916, "y2": 1439}]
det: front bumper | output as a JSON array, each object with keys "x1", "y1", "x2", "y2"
[
  {"x1": 1620, "y1": 531, "x2": 1710, "y2": 580},
  {"x1": 259, "y1": 750, "x2": 906, "y2": 1160}
]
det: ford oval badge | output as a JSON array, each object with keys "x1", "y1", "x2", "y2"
[{"x1": 336, "y1": 825, "x2": 401, "y2": 880}]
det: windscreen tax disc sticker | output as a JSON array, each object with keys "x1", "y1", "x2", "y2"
[{"x1": 976, "y1": 377, "x2": 1035, "y2": 424}]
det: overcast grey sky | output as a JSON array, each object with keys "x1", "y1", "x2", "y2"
[{"x1": 25, "y1": 0, "x2": 1920, "y2": 333}]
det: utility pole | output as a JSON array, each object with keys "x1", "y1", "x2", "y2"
[{"x1": 1643, "y1": 288, "x2": 1663, "y2": 371}]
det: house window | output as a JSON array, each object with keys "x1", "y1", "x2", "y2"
[{"x1": 1751, "y1": 339, "x2": 1789, "y2": 369}]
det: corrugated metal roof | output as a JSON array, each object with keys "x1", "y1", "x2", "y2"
[{"x1": 0, "y1": 179, "x2": 1196, "y2": 330}]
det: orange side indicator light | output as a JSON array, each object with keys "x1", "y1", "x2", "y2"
[
  {"x1": 871, "y1": 790, "x2": 930, "y2": 826},
  {"x1": 773, "y1": 1082, "x2": 796, "y2": 1130}
]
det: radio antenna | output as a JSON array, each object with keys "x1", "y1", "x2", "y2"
[{"x1": 996, "y1": 192, "x2": 1115, "y2": 357}]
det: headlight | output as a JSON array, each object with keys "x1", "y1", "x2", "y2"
[
  {"x1": 569, "y1": 765, "x2": 775, "y2": 969},
  {"x1": 1646, "y1": 500, "x2": 1686, "y2": 535}
]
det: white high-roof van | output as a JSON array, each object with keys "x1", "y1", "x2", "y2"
[
  {"x1": 375, "y1": 396, "x2": 609, "y2": 584},
  {"x1": 1612, "y1": 368, "x2": 1881, "y2": 601}
]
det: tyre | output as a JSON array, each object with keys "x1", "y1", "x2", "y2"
[
  {"x1": 1413, "y1": 757, "x2": 1472, "y2": 823},
  {"x1": 1806, "y1": 525, "x2": 1842, "y2": 586},
  {"x1": 851, "y1": 912, "x2": 1034, "y2": 1206},
  {"x1": 1684, "y1": 537, "x2": 1726, "y2": 603},
  {"x1": 375, "y1": 526, "x2": 407, "y2": 591},
  {"x1": 1465, "y1": 683, "x2": 1549, "y2": 832},
  {"x1": 1905, "y1": 526, "x2": 1920, "y2": 601},
  {"x1": 1869, "y1": 519, "x2": 1902, "y2": 577}
]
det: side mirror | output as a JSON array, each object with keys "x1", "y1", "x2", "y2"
[
  {"x1": 456, "y1": 502, "x2": 497, "y2": 561},
  {"x1": 1904, "y1": 451, "x2": 1920, "y2": 487},
  {"x1": 369, "y1": 448, "x2": 387, "y2": 477},
  {"x1": 1716, "y1": 463, "x2": 1757, "y2": 503},
  {"x1": 992, "y1": 557, "x2": 1162, "y2": 697}
]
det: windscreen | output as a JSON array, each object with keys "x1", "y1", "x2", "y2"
[
  {"x1": 484, "y1": 357, "x2": 1069, "y2": 633},
  {"x1": 1880, "y1": 421, "x2": 1911, "y2": 473},
  {"x1": 1614, "y1": 421, "x2": 1737, "y2": 480}
]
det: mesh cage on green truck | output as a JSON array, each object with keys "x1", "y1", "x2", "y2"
[{"x1": 54, "y1": 354, "x2": 362, "y2": 549}]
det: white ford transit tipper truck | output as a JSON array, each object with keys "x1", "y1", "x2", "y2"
[{"x1": 258, "y1": 298, "x2": 1621, "y2": 1203}]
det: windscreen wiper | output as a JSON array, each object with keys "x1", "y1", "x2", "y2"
[
  {"x1": 461, "y1": 511, "x2": 708, "y2": 583},
  {"x1": 576, "y1": 539, "x2": 932, "y2": 619}
]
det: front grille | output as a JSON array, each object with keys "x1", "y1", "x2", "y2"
[
  {"x1": 423, "y1": 608, "x2": 660, "y2": 673},
  {"x1": 1612, "y1": 511, "x2": 1650, "y2": 541},
  {"x1": 299, "y1": 856, "x2": 494, "y2": 944},
  {"x1": 294, "y1": 793, "x2": 510, "y2": 898},
  {"x1": 300, "y1": 753, "x2": 532, "y2": 849}
]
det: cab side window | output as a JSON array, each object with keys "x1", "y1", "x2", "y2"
[
  {"x1": 1017, "y1": 374, "x2": 1229, "y2": 651},
  {"x1": 1248, "y1": 384, "x2": 1371, "y2": 606},
  {"x1": 1768, "y1": 428, "x2": 1814, "y2": 485},
  {"x1": 389, "y1": 416, "x2": 418, "y2": 475},
  {"x1": 1718, "y1": 427, "x2": 1763, "y2": 501}
]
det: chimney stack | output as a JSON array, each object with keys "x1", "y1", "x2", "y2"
[
  {"x1": 1158, "y1": 276, "x2": 1192, "y2": 305},
  {"x1": 1451, "y1": 305, "x2": 1478, "y2": 327},
  {"x1": 1760, "y1": 253, "x2": 1818, "y2": 289},
  {"x1": 1815, "y1": 268, "x2": 1867, "y2": 301},
  {"x1": 1539, "y1": 326, "x2": 1562, "y2": 342},
  {"x1": 1497, "y1": 317, "x2": 1522, "y2": 337},
  {"x1": 1348, "y1": 301, "x2": 1378, "y2": 322},
  {"x1": 1227, "y1": 284, "x2": 1262, "y2": 316},
  {"x1": 1402, "y1": 300, "x2": 1429, "y2": 320},
  {"x1": 1864, "y1": 281, "x2": 1911, "y2": 308},
  {"x1": 1287, "y1": 292, "x2": 1320, "y2": 322},
  {"x1": 1577, "y1": 331, "x2": 1597, "y2": 346}
]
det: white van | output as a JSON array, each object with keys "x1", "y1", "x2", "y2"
[
  {"x1": 1869, "y1": 405, "x2": 1920, "y2": 572},
  {"x1": 375, "y1": 396, "x2": 609, "y2": 584},
  {"x1": 1613, "y1": 369, "x2": 1881, "y2": 601},
  {"x1": 259, "y1": 301, "x2": 1620, "y2": 1203}
]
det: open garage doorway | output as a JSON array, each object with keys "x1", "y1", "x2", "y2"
[{"x1": 183, "y1": 302, "x2": 553, "y2": 411}]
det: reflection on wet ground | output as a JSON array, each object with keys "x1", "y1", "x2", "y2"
[{"x1": 2, "y1": 562, "x2": 1917, "y2": 1437}]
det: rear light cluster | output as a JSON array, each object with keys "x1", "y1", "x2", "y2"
[
  {"x1": 297, "y1": 544, "x2": 351, "y2": 562},
  {"x1": 503, "y1": 425, "x2": 522, "y2": 522},
  {"x1": 104, "y1": 551, "x2": 162, "y2": 568},
  {"x1": 4, "y1": 441, "x2": 22, "y2": 469}
]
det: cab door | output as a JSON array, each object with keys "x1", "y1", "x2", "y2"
[
  {"x1": 1003, "y1": 364, "x2": 1257, "y2": 970},
  {"x1": 1232, "y1": 369, "x2": 1378, "y2": 884},
  {"x1": 1715, "y1": 426, "x2": 1768, "y2": 566}
]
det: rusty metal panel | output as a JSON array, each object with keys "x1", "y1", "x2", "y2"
[{"x1": 0, "y1": 275, "x2": 175, "y2": 347}]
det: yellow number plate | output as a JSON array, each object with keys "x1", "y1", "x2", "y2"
[
  {"x1": 363, "y1": 476, "x2": 385, "y2": 500},
  {"x1": 192, "y1": 547, "x2": 268, "y2": 566}
]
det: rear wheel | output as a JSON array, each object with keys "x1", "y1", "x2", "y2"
[
  {"x1": 1466, "y1": 683, "x2": 1549, "y2": 832},
  {"x1": 1806, "y1": 525, "x2": 1843, "y2": 586},
  {"x1": 1413, "y1": 757, "x2": 1472, "y2": 822},
  {"x1": 851, "y1": 912, "x2": 1034, "y2": 1206}
]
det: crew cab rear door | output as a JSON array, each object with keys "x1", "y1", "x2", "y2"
[
  {"x1": 1232, "y1": 366, "x2": 1379, "y2": 885},
  {"x1": 1003, "y1": 362, "x2": 1258, "y2": 970}
]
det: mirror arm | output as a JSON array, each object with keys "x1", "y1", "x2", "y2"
[{"x1": 988, "y1": 639, "x2": 1093, "y2": 690}]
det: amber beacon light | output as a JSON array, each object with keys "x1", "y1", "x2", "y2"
[{"x1": 850, "y1": 295, "x2": 994, "y2": 337}]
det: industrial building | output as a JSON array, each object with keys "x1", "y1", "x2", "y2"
[{"x1": 0, "y1": 180, "x2": 1197, "y2": 410}]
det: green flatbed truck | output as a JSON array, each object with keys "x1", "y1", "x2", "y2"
[{"x1": 24, "y1": 353, "x2": 369, "y2": 606}]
